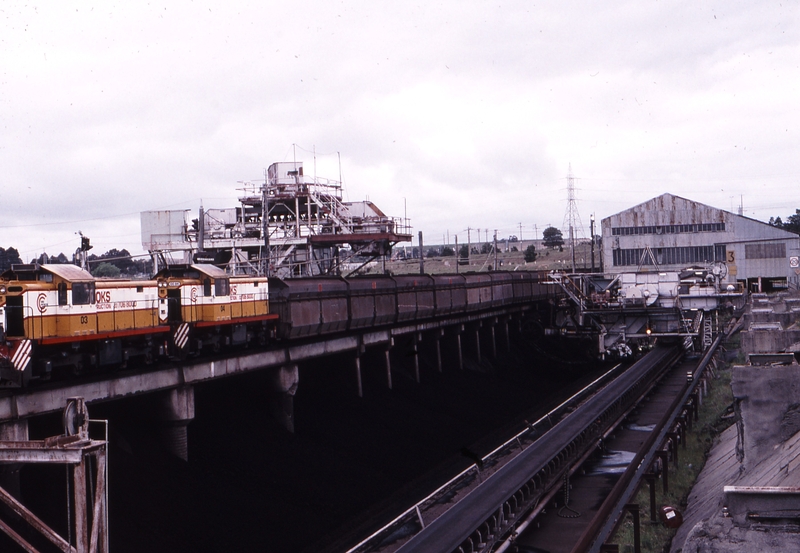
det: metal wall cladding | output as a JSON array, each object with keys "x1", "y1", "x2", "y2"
[
  {"x1": 605, "y1": 194, "x2": 726, "y2": 228},
  {"x1": 270, "y1": 270, "x2": 551, "y2": 339},
  {"x1": 347, "y1": 276, "x2": 397, "y2": 329},
  {"x1": 489, "y1": 272, "x2": 514, "y2": 307},
  {"x1": 510, "y1": 271, "x2": 534, "y2": 300},
  {"x1": 464, "y1": 273, "x2": 493, "y2": 310},
  {"x1": 140, "y1": 210, "x2": 189, "y2": 249},
  {"x1": 392, "y1": 275, "x2": 435, "y2": 321},
  {"x1": 431, "y1": 274, "x2": 467, "y2": 316},
  {"x1": 271, "y1": 277, "x2": 349, "y2": 337}
]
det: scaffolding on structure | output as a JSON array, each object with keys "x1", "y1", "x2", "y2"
[{"x1": 141, "y1": 161, "x2": 412, "y2": 277}]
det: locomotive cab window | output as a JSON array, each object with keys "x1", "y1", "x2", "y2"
[
  {"x1": 38, "y1": 273, "x2": 53, "y2": 283},
  {"x1": 72, "y1": 282, "x2": 96, "y2": 305},
  {"x1": 203, "y1": 278, "x2": 212, "y2": 297},
  {"x1": 58, "y1": 282, "x2": 67, "y2": 306},
  {"x1": 215, "y1": 278, "x2": 230, "y2": 297}
]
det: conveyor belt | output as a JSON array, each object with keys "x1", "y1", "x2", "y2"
[{"x1": 396, "y1": 345, "x2": 681, "y2": 553}]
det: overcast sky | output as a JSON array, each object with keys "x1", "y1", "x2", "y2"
[{"x1": 2, "y1": 1, "x2": 799, "y2": 261}]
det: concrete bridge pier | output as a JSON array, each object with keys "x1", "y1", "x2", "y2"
[
  {"x1": 354, "y1": 337, "x2": 366, "y2": 397},
  {"x1": 455, "y1": 325, "x2": 464, "y2": 371},
  {"x1": 412, "y1": 333, "x2": 421, "y2": 383},
  {"x1": 271, "y1": 364, "x2": 299, "y2": 433},
  {"x1": 490, "y1": 317, "x2": 498, "y2": 358},
  {"x1": 434, "y1": 329, "x2": 444, "y2": 373},
  {"x1": 354, "y1": 354, "x2": 363, "y2": 397},
  {"x1": 0, "y1": 419, "x2": 28, "y2": 499},
  {"x1": 474, "y1": 321, "x2": 483, "y2": 361},
  {"x1": 384, "y1": 341, "x2": 393, "y2": 390},
  {"x1": 158, "y1": 386, "x2": 195, "y2": 461}
]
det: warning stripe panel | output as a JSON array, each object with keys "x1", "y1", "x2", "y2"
[
  {"x1": 174, "y1": 324, "x2": 190, "y2": 349},
  {"x1": 11, "y1": 340, "x2": 32, "y2": 372}
]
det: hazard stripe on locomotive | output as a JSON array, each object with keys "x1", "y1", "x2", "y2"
[{"x1": 0, "y1": 263, "x2": 276, "y2": 387}]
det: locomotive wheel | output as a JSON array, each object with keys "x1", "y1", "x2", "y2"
[
  {"x1": 73, "y1": 361, "x2": 85, "y2": 376},
  {"x1": 144, "y1": 349, "x2": 154, "y2": 365}
]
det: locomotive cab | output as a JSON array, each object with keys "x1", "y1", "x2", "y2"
[{"x1": 0, "y1": 263, "x2": 97, "y2": 385}]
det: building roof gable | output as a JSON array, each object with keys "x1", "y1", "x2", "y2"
[{"x1": 603, "y1": 193, "x2": 800, "y2": 240}]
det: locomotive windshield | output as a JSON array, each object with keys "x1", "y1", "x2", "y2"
[
  {"x1": 72, "y1": 282, "x2": 96, "y2": 305},
  {"x1": 215, "y1": 278, "x2": 230, "y2": 296}
]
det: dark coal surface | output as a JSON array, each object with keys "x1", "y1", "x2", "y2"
[{"x1": 9, "y1": 332, "x2": 603, "y2": 553}]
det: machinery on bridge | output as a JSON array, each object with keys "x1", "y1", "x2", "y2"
[
  {"x1": 548, "y1": 263, "x2": 745, "y2": 358},
  {"x1": 0, "y1": 264, "x2": 555, "y2": 387},
  {"x1": 140, "y1": 160, "x2": 413, "y2": 278}
]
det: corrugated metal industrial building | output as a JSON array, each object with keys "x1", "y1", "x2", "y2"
[{"x1": 601, "y1": 193, "x2": 800, "y2": 291}]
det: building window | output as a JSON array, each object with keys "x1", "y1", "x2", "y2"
[
  {"x1": 745, "y1": 243, "x2": 786, "y2": 259},
  {"x1": 611, "y1": 222, "x2": 725, "y2": 236},
  {"x1": 612, "y1": 245, "x2": 718, "y2": 266}
]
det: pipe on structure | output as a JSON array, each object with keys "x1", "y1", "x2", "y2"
[
  {"x1": 272, "y1": 364, "x2": 299, "y2": 433},
  {"x1": 158, "y1": 385, "x2": 195, "y2": 461}
]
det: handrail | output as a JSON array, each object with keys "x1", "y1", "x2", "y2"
[
  {"x1": 581, "y1": 333, "x2": 724, "y2": 553},
  {"x1": 345, "y1": 362, "x2": 626, "y2": 553}
]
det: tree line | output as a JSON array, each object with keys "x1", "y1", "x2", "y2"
[
  {"x1": 769, "y1": 209, "x2": 800, "y2": 235},
  {"x1": 0, "y1": 246, "x2": 151, "y2": 277}
]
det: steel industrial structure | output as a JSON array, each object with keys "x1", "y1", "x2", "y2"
[
  {"x1": 548, "y1": 264, "x2": 745, "y2": 358},
  {"x1": 141, "y1": 161, "x2": 412, "y2": 277}
]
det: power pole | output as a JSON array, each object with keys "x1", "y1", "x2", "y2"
[
  {"x1": 590, "y1": 213, "x2": 596, "y2": 272},
  {"x1": 419, "y1": 231, "x2": 425, "y2": 275},
  {"x1": 493, "y1": 230, "x2": 498, "y2": 270},
  {"x1": 455, "y1": 235, "x2": 459, "y2": 274},
  {"x1": 562, "y1": 164, "x2": 584, "y2": 273},
  {"x1": 466, "y1": 227, "x2": 472, "y2": 264}
]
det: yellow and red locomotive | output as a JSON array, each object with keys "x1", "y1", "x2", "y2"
[
  {"x1": 0, "y1": 263, "x2": 276, "y2": 387},
  {"x1": 1, "y1": 262, "x2": 552, "y2": 388}
]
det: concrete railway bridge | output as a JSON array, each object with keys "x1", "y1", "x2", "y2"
[{"x1": 0, "y1": 294, "x2": 554, "y2": 462}]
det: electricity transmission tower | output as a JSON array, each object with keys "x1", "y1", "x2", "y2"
[{"x1": 561, "y1": 164, "x2": 584, "y2": 272}]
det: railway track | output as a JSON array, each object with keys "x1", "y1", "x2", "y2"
[{"x1": 346, "y1": 344, "x2": 686, "y2": 553}]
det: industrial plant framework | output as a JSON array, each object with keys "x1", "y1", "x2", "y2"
[{"x1": 141, "y1": 161, "x2": 412, "y2": 277}]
